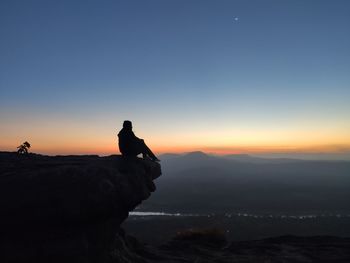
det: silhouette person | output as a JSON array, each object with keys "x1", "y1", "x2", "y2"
[{"x1": 118, "y1": 120, "x2": 160, "y2": 162}]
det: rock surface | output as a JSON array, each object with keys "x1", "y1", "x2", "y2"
[
  {"x1": 0, "y1": 152, "x2": 161, "y2": 263},
  {"x1": 1, "y1": 152, "x2": 349, "y2": 262},
  {"x1": 131, "y1": 234, "x2": 350, "y2": 262}
]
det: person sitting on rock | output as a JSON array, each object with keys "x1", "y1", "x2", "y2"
[{"x1": 118, "y1": 120, "x2": 160, "y2": 162}]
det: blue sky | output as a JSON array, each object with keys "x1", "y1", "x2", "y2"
[{"x1": 1, "y1": 0, "x2": 349, "y2": 155}]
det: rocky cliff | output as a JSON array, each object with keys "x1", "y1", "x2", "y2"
[
  {"x1": 1, "y1": 152, "x2": 350, "y2": 263},
  {"x1": 0, "y1": 152, "x2": 161, "y2": 263}
]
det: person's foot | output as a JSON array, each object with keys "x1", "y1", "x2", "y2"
[{"x1": 142, "y1": 155, "x2": 152, "y2": 161}]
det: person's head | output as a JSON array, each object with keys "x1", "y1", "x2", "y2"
[{"x1": 123, "y1": 120, "x2": 132, "y2": 130}]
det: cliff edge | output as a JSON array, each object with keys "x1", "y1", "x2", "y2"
[
  {"x1": 1, "y1": 152, "x2": 349, "y2": 263},
  {"x1": 0, "y1": 152, "x2": 161, "y2": 263}
]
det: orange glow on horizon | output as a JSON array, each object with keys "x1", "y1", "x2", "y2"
[
  {"x1": 153, "y1": 144, "x2": 350, "y2": 155},
  {"x1": 1, "y1": 118, "x2": 350, "y2": 156},
  {"x1": 2, "y1": 143, "x2": 350, "y2": 157}
]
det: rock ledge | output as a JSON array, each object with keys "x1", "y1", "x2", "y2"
[{"x1": 0, "y1": 152, "x2": 161, "y2": 262}]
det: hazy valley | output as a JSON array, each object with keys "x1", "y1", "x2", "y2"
[{"x1": 124, "y1": 152, "x2": 350, "y2": 244}]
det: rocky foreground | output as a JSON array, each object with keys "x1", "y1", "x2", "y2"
[
  {"x1": 0, "y1": 152, "x2": 160, "y2": 262},
  {"x1": 0, "y1": 152, "x2": 349, "y2": 263}
]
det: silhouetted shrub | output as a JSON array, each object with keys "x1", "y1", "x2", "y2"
[{"x1": 17, "y1": 141, "x2": 31, "y2": 154}]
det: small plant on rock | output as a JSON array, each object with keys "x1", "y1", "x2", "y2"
[{"x1": 17, "y1": 141, "x2": 31, "y2": 154}]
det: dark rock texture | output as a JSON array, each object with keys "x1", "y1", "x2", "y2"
[
  {"x1": 1, "y1": 152, "x2": 349, "y2": 262},
  {"x1": 119, "y1": 233, "x2": 350, "y2": 262},
  {"x1": 0, "y1": 152, "x2": 161, "y2": 263},
  {"x1": 226, "y1": 235, "x2": 350, "y2": 262}
]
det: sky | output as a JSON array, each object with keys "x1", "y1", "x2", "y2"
[{"x1": 0, "y1": 0, "x2": 350, "y2": 157}]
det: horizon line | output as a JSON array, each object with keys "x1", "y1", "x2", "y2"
[{"x1": 2, "y1": 149, "x2": 350, "y2": 161}]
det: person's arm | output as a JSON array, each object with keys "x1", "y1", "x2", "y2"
[{"x1": 130, "y1": 131, "x2": 142, "y2": 142}]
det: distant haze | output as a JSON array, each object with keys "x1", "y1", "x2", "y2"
[
  {"x1": 160, "y1": 151, "x2": 350, "y2": 161},
  {"x1": 252, "y1": 152, "x2": 350, "y2": 161},
  {"x1": 141, "y1": 151, "x2": 350, "y2": 214}
]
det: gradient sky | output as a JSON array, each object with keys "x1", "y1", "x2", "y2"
[{"x1": 1, "y1": 0, "x2": 350, "y2": 156}]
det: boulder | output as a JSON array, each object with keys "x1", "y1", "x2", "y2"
[{"x1": 0, "y1": 152, "x2": 161, "y2": 263}]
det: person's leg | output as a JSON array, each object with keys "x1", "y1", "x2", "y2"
[
  {"x1": 139, "y1": 139, "x2": 159, "y2": 161},
  {"x1": 123, "y1": 141, "x2": 143, "y2": 158}
]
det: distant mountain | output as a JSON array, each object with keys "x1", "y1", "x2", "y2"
[
  {"x1": 158, "y1": 153, "x2": 182, "y2": 160},
  {"x1": 142, "y1": 151, "x2": 350, "y2": 214},
  {"x1": 255, "y1": 152, "x2": 350, "y2": 161},
  {"x1": 160, "y1": 151, "x2": 212, "y2": 161},
  {"x1": 184, "y1": 151, "x2": 211, "y2": 158},
  {"x1": 160, "y1": 151, "x2": 305, "y2": 164},
  {"x1": 223, "y1": 154, "x2": 304, "y2": 164}
]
